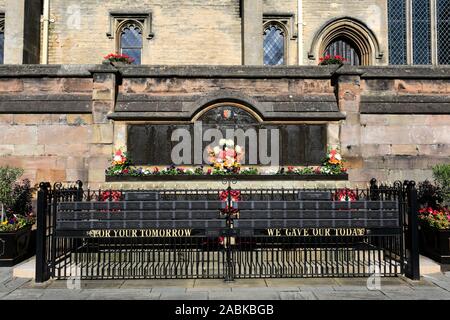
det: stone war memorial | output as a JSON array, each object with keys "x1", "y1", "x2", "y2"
[{"x1": 0, "y1": 0, "x2": 449, "y2": 304}]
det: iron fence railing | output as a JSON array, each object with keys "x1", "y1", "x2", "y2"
[{"x1": 35, "y1": 178, "x2": 420, "y2": 282}]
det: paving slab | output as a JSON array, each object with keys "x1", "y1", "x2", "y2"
[
  {"x1": 209, "y1": 291, "x2": 280, "y2": 300},
  {"x1": 1, "y1": 289, "x2": 45, "y2": 300},
  {"x1": 0, "y1": 277, "x2": 31, "y2": 293},
  {"x1": 193, "y1": 279, "x2": 234, "y2": 288},
  {"x1": 160, "y1": 292, "x2": 208, "y2": 300},
  {"x1": 314, "y1": 290, "x2": 389, "y2": 300},
  {"x1": 332, "y1": 285, "x2": 372, "y2": 291},
  {"x1": 187, "y1": 287, "x2": 232, "y2": 292},
  {"x1": 122, "y1": 279, "x2": 195, "y2": 289},
  {"x1": 279, "y1": 291, "x2": 317, "y2": 300},
  {"x1": 46, "y1": 279, "x2": 126, "y2": 289},
  {"x1": 86, "y1": 289, "x2": 157, "y2": 300},
  {"x1": 423, "y1": 273, "x2": 450, "y2": 291},
  {"x1": 39, "y1": 289, "x2": 91, "y2": 300},
  {"x1": 265, "y1": 278, "x2": 321, "y2": 287},
  {"x1": 299, "y1": 285, "x2": 336, "y2": 292},
  {"x1": 383, "y1": 289, "x2": 450, "y2": 300}
]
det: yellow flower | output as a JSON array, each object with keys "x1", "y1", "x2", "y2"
[{"x1": 1, "y1": 221, "x2": 8, "y2": 225}]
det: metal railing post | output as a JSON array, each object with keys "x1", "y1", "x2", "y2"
[
  {"x1": 407, "y1": 181, "x2": 420, "y2": 280},
  {"x1": 35, "y1": 182, "x2": 50, "y2": 283}
]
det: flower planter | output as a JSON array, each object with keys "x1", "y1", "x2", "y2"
[
  {"x1": 419, "y1": 223, "x2": 450, "y2": 264},
  {"x1": 105, "y1": 173, "x2": 349, "y2": 182},
  {"x1": 0, "y1": 225, "x2": 33, "y2": 267}
]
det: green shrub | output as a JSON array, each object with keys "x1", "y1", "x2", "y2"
[
  {"x1": 432, "y1": 163, "x2": 450, "y2": 205},
  {"x1": 0, "y1": 166, "x2": 24, "y2": 210}
]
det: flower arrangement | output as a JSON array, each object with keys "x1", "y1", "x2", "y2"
[
  {"x1": 0, "y1": 215, "x2": 32, "y2": 232},
  {"x1": 208, "y1": 139, "x2": 243, "y2": 174},
  {"x1": 105, "y1": 148, "x2": 347, "y2": 177},
  {"x1": 219, "y1": 190, "x2": 241, "y2": 203},
  {"x1": 103, "y1": 53, "x2": 135, "y2": 65},
  {"x1": 319, "y1": 148, "x2": 347, "y2": 175},
  {"x1": 334, "y1": 188, "x2": 357, "y2": 202},
  {"x1": 99, "y1": 190, "x2": 123, "y2": 202},
  {"x1": 105, "y1": 149, "x2": 132, "y2": 176},
  {"x1": 319, "y1": 55, "x2": 347, "y2": 65},
  {"x1": 419, "y1": 207, "x2": 450, "y2": 230}
]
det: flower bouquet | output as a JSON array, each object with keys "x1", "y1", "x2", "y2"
[
  {"x1": 318, "y1": 148, "x2": 347, "y2": 175},
  {"x1": 105, "y1": 149, "x2": 132, "y2": 175},
  {"x1": 208, "y1": 139, "x2": 244, "y2": 175},
  {"x1": 334, "y1": 188, "x2": 357, "y2": 202}
]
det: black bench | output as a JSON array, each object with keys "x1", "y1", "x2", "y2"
[{"x1": 55, "y1": 190, "x2": 400, "y2": 239}]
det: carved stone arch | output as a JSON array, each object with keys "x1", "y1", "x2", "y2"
[
  {"x1": 188, "y1": 91, "x2": 264, "y2": 123},
  {"x1": 308, "y1": 17, "x2": 383, "y2": 66}
]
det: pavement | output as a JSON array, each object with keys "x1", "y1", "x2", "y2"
[{"x1": 1, "y1": 266, "x2": 450, "y2": 300}]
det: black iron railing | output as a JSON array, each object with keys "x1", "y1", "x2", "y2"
[{"x1": 35, "y1": 179, "x2": 420, "y2": 282}]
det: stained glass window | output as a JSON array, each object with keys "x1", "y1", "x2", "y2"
[
  {"x1": 120, "y1": 23, "x2": 143, "y2": 65},
  {"x1": 324, "y1": 38, "x2": 361, "y2": 65},
  {"x1": 437, "y1": 0, "x2": 450, "y2": 65},
  {"x1": 388, "y1": 0, "x2": 407, "y2": 65},
  {"x1": 263, "y1": 25, "x2": 285, "y2": 65},
  {"x1": 412, "y1": 0, "x2": 432, "y2": 65}
]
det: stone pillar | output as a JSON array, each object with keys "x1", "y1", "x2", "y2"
[
  {"x1": 88, "y1": 64, "x2": 118, "y2": 186},
  {"x1": 4, "y1": 0, "x2": 42, "y2": 64},
  {"x1": 4, "y1": 0, "x2": 25, "y2": 64},
  {"x1": 242, "y1": 0, "x2": 263, "y2": 65},
  {"x1": 335, "y1": 66, "x2": 364, "y2": 182}
]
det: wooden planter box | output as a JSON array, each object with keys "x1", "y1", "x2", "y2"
[
  {"x1": 105, "y1": 173, "x2": 349, "y2": 182},
  {"x1": 0, "y1": 225, "x2": 33, "y2": 267},
  {"x1": 419, "y1": 223, "x2": 450, "y2": 264}
]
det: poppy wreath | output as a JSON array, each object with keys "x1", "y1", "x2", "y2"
[
  {"x1": 99, "y1": 190, "x2": 123, "y2": 202},
  {"x1": 334, "y1": 188, "x2": 357, "y2": 202}
]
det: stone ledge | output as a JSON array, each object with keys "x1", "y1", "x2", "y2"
[
  {"x1": 107, "y1": 111, "x2": 346, "y2": 121},
  {"x1": 105, "y1": 174, "x2": 349, "y2": 182},
  {"x1": 0, "y1": 65, "x2": 97, "y2": 77},
  {"x1": 0, "y1": 65, "x2": 449, "y2": 80},
  {"x1": 360, "y1": 66, "x2": 450, "y2": 79}
]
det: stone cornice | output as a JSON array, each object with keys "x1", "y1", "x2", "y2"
[{"x1": 0, "y1": 64, "x2": 450, "y2": 80}]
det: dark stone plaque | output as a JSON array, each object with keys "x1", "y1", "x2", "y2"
[{"x1": 127, "y1": 123, "x2": 327, "y2": 166}]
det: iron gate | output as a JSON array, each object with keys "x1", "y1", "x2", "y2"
[{"x1": 35, "y1": 179, "x2": 420, "y2": 282}]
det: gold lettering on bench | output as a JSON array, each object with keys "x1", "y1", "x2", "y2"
[
  {"x1": 86, "y1": 229, "x2": 194, "y2": 238},
  {"x1": 266, "y1": 228, "x2": 367, "y2": 237}
]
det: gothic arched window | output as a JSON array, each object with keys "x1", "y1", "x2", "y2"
[
  {"x1": 263, "y1": 24, "x2": 285, "y2": 65},
  {"x1": 324, "y1": 37, "x2": 361, "y2": 66},
  {"x1": 119, "y1": 22, "x2": 143, "y2": 65}
]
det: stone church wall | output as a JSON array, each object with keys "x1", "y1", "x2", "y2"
[{"x1": 0, "y1": 64, "x2": 448, "y2": 189}]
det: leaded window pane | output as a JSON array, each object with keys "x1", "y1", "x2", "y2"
[
  {"x1": 122, "y1": 49, "x2": 141, "y2": 65},
  {"x1": 120, "y1": 24, "x2": 143, "y2": 65},
  {"x1": 388, "y1": 0, "x2": 407, "y2": 65},
  {"x1": 263, "y1": 25, "x2": 285, "y2": 65},
  {"x1": 438, "y1": 0, "x2": 450, "y2": 65},
  {"x1": 412, "y1": 0, "x2": 432, "y2": 65},
  {"x1": 324, "y1": 38, "x2": 361, "y2": 66}
]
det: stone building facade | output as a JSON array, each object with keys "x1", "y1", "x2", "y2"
[{"x1": 0, "y1": 0, "x2": 448, "y2": 189}]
